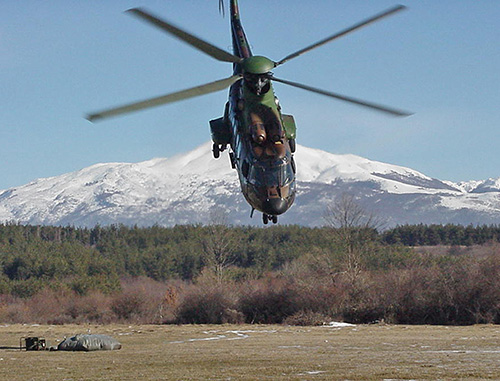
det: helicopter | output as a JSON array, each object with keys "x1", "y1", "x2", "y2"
[{"x1": 87, "y1": 0, "x2": 411, "y2": 225}]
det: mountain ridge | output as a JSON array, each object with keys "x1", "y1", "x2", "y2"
[{"x1": 0, "y1": 142, "x2": 499, "y2": 227}]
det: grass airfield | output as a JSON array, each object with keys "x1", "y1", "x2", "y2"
[{"x1": 1, "y1": 323, "x2": 499, "y2": 380}]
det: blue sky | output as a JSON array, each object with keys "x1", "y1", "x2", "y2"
[{"x1": 1, "y1": 0, "x2": 499, "y2": 189}]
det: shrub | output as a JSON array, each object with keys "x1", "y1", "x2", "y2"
[
  {"x1": 10, "y1": 278, "x2": 44, "y2": 298},
  {"x1": 238, "y1": 277, "x2": 299, "y2": 324},
  {"x1": 63, "y1": 291, "x2": 112, "y2": 324},
  {"x1": 111, "y1": 292, "x2": 145, "y2": 321},
  {"x1": 175, "y1": 287, "x2": 241, "y2": 324},
  {"x1": 70, "y1": 274, "x2": 121, "y2": 296},
  {"x1": 283, "y1": 310, "x2": 333, "y2": 326},
  {"x1": 0, "y1": 275, "x2": 11, "y2": 295}
]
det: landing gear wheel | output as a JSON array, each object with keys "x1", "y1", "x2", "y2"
[
  {"x1": 289, "y1": 138, "x2": 296, "y2": 153},
  {"x1": 262, "y1": 214, "x2": 269, "y2": 225},
  {"x1": 212, "y1": 143, "x2": 220, "y2": 159},
  {"x1": 263, "y1": 214, "x2": 278, "y2": 224}
]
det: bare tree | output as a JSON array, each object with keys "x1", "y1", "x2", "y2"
[
  {"x1": 201, "y1": 208, "x2": 241, "y2": 283},
  {"x1": 323, "y1": 193, "x2": 383, "y2": 285},
  {"x1": 324, "y1": 193, "x2": 382, "y2": 230}
]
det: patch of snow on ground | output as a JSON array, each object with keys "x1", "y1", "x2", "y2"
[
  {"x1": 324, "y1": 322, "x2": 355, "y2": 327},
  {"x1": 168, "y1": 330, "x2": 264, "y2": 344},
  {"x1": 297, "y1": 370, "x2": 326, "y2": 376}
]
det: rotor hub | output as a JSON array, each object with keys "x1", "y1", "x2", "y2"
[{"x1": 241, "y1": 56, "x2": 275, "y2": 74}]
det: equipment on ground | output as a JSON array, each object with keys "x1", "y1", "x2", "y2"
[
  {"x1": 57, "y1": 334, "x2": 122, "y2": 351},
  {"x1": 20, "y1": 336, "x2": 46, "y2": 351}
]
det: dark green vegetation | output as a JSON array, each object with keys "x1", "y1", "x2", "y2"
[
  {"x1": 0, "y1": 223, "x2": 499, "y2": 325},
  {"x1": 385, "y1": 224, "x2": 500, "y2": 246}
]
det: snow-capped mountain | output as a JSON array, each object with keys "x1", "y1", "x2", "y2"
[{"x1": 0, "y1": 142, "x2": 499, "y2": 227}]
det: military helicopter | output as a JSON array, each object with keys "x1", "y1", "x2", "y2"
[{"x1": 87, "y1": 1, "x2": 411, "y2": 224}]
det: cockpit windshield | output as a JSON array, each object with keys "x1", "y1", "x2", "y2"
[{"x1": 248, "y1": 158, "x2": 294, "y2": 188}]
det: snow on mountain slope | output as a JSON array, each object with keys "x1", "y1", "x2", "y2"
[
  {"x1": 0, "y1": 142, "x2": 499, "y2": 227},
  {"x1": 470, "y1": 178, "x2": 500, "y2": 193},
  {"x1": 294, "y1": 146, "x2": 459, "y2": 194},
  {"x1": 0, "y1": 143, "x2": 246, "y2": 226}
]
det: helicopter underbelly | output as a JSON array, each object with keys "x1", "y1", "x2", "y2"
[{"x1": 242, "y1": 181, "x2": 296, "y2": 216}]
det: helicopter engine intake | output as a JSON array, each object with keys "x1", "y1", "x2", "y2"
[{"x1": 249, "y1": 113, "x2": 266, "y2": 143}]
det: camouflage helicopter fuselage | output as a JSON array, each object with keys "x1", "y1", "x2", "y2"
[
  {"x1": 209, "y1": 1, "x2": 297, "y2": 223},
  {"x1": 87, "y1": 0, "x2": 410, "y2": 224}
]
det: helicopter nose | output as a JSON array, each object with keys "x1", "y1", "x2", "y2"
[{"x1": 262, "y1": 198, "x2": 288, "y2": 215}]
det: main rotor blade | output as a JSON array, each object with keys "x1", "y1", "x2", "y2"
[
  {"x1": 271, "y1": 76, "x2": 412, "y2": 117},
  {"x1": 126, "y1": 8, "x2": 242, "y2": 64},
  {"x1": 87, "y1": 75, "x2": 242, "y2": 122},
  {"x1": 276, "y1": 5, "x2": 406, "y2": 66}
]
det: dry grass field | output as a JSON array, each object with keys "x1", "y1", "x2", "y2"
[{"x1": 0, "y1": 323, "x2": 499, "y2": 380}]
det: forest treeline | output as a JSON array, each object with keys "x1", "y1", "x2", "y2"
[
  {"x1": 383, "y1": 223, "x2": 500, "y2": 246},
  {"x1": 0, "y1": 223, "x2": 499, "y2": 325}
]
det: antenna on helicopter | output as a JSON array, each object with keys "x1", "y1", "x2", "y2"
[{"x1": 218, "y1": 0, "x2": 225, "y2": 17}]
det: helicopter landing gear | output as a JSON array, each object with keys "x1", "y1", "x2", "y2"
[
  {"x1": 212, "y1": 143, "x2": 226, "y2": 159},
  {"x1": 228, "y1": 152, "x2": 236, "y2": 169},
  {"x1": 212, "y1": 143, "x2": 220, "y2": 159},
  {"x1": 262, "y1": 214, "x2": 278, "y2": 225}
]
